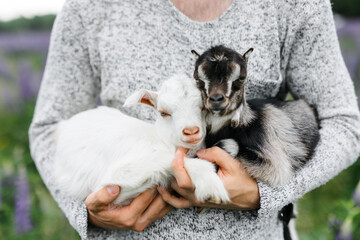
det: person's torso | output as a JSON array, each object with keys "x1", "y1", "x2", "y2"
[
  {"x1": 83, "y1": 0, "x2": 286, "y2": 238},
  {"x1": 85, "y1": 0, "x2": 285, "y2": 122}
]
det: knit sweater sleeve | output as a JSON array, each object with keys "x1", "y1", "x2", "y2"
[
  {"x1": 257, "y1": 0, "x2": 360, "y2": 215},
  {"x1": 28, "y1": 0, "x2": 100, "y2": 238}
]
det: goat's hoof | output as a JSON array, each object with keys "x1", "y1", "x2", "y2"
[
  {"x1": 205, "y1": 197, "x2": 222, "y2": 204},
  {"x1": 195, "y1": 207, "x2": 208, "y2": 214},
  {"x1": 230, "y1": 120, "x2": 239, "y2": 128}
]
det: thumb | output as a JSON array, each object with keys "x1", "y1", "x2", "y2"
[
  {"x1": 177, "y1": 146, "x2": 189, "y2": 155},
  {"x1": 196, "y1": 147, "x2": 235, "y2": 174},
  {"x1": 85, "y1": 185, "x2": 121, "y2": 210},
  {"x1": 106, "y1": 185, "x2": 121, "y2": 197},
  {"x1": 172, "y1": 148, "x2": 193, "y2": 190}
]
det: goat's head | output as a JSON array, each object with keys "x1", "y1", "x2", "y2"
[
  {"x1": 124, "y1": 75, "x2": 206, "y2": 149},
  {"x1": 192, "y1": 45, "x2": 253, "y2": 117}
]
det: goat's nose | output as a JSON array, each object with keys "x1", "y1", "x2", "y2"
[
  {"x1": 209, "y1": 94, "x2": 225, "y2": 104},
  {"x1": 183, "y1": 126, "x2": 200, "y2": 136}
]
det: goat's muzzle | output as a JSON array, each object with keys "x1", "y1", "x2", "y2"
[
  {"x1": 207, "y1": 94, "x2": 229, "y2": 113},
  {"x1": 183, "y1": 126, "x2": 200, "y2": 136},
  {"x1": 209, "y1": 94, "x2": 225, "y2": 105},
  {"x1": 182, "y1": 126, "x2": 202, "y2": 145}
]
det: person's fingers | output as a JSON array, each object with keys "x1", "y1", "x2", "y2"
[
  {"x1": 133, "y1": 195, "x2": 173, "y2": 232},
  {"x1": 86, "y1": 187, "x2": 168, "y2": 231},
  {"x1": 172, "y1": 148, "x2": 194, "y2": 190},
  {"x1": 196, "y1": 147, "x2": 236, "y2": 174},
  {"x1": 170, "y1": 181, "x2": 204, "y2": 205},
  {"x1": 156, "y1": 204, "x2": 173, "y2": 218},
  {"x1": 157, "y1": 186, "x2": 193, "y2": 208},
  {"x1": 88, "y1": 209, "x2": 125, "y2": 230},
  {"x1": 137, "y1": 195, "x2": 167, "y2": 223},
  {"x1": 85, "y1": 185, "x2": 120, "y2": 211},
  {"x1": 177, "y1": 147, "x2": 189, "y2": 156},
  {"x1": 133, "y1": 204, "x2": 172, "y2": 232},
  {"x1": 178, "y1": 147, "x2": 189, "y2": 155},
  {"x1": 96, "y1": 188, "x2": 157, "y2": 229},
  {"x1": 170, "y1": 181, "x2": 194, "y2": 199},
  {"x1": 123, "y1": 188, "x2": 157, "y2": 217}
]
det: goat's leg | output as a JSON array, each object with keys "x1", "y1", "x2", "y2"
[
  {"x1": 230, "y1": 107, "x2": 241, "y2": 128},
  {"x1": 183, "y1": 157, "x2": 230, "y2": 204}
]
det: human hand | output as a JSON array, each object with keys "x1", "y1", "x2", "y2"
[
  {"x1": 85, "y1": 186, "x2": 173, "y2": 232},
  {"x1": 158, "y1": 147, "x2": 260, "y2": 210}
]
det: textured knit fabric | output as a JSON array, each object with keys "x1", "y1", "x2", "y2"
[{"x1": 29, "y1": 0, "x2": 360, "y2": 239}]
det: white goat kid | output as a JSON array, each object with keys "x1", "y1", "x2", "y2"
[{"x1": 54, "y1": 75, "x2": 230, "y2": 206}]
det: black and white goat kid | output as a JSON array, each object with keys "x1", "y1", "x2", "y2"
[
  {"x1": 192, "y1": 45, "x2": 320, "y2": 239},
  {"x1": 191, "y1": 45, "x2": 320, "y2": 187}
]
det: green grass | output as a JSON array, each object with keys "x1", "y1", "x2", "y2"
[{"x1": 297, "y1": 158, "x2": 360, "y2": 239}]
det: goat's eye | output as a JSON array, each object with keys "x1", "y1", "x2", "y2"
[{"x1": 159, "y1": 111, "x2": 171, "y2": 117}]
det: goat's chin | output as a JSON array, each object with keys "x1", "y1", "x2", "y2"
[
  {"x1": 208, "y1": 102, "x2": 239, "y2": 117},
  {"x1": 207, "y1": 105, "x2": 232, "y2": 117},
  {"x1": 179, "y1": 140, "x2": 203, "y2": 150}
]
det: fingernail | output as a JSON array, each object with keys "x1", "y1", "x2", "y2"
[
  {"x1": 107, "y1": 185, "x2": 119, "y2": 195},
  {"x1": 197, "y1": 149, "x2": 205, "y2": 156}
]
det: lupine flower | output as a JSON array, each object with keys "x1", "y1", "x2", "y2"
[
  {"x1": 31, "y1": 71, "x2": 43, "y2": 98},
  {"x1": 17, "y1": 60, "x2": 34, "y2": 101},
  {"x1": 0, "y1": 31, "x2": 50, "y2": 54},
  {"x1": 0, "y1": 56, "x2": 13, "y2": 80},
  {"x1": 335, "y1": 218, "x2": 353, "y2": 240},
  {"x1": 352, "y1": 181, "x2": 360, "y2": 207},
  {"x1": 0, "y1": 87, "x2": 18, "y2": 110},
  {"x1": 336, "y1": 17, "x2": 360, "y2": 107},
  {"x1": 337, "y1": 19, "x2": 360, "y2": 79},
  {"x1": 14, "y1": 167, "x2": 32, "y2": 235}
]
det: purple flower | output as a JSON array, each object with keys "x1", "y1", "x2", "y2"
[
  {"x1": 0, "y1": 31, "x2": 50, "y2": 54},
  {"x1": 335, "y1": 18, "x2": 360, "y2": 78},
  {"x1": 336, "y1": 17, "x2": 360, "y2": 107},
  {"x1": 17, "y1": 60, "x2": 35, "y2": 101},
  {"x1": 0, "y1": 56, "x2": 13, "y2": 80},
  {"x1": 352, "y1": 181, "x2": 360, "y2": 207},
  {"x1": 335, "y1": 219, "x2": 353, "y2": 240},
  {"x1": 337, "y1": 19, "x2": 360, "y2": 47},
  {"x1": 0, "y1": 87, "x2": 20, "y2": 110},
  {"x1": 31, "y1": 71, "x2": 43, "y2": 98},
  {"x1": 14, "y1": 167, "x2": 32, "y2": 235}
]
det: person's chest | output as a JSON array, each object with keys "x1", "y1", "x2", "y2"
[{"x1": 89, "y1": 0, "x2": 284, "y2": 120}]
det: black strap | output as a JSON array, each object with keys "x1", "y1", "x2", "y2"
[{"x1": 278, "y1": 203, "x2": 296, "y2": 240}]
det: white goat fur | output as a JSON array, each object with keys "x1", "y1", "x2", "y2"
[{"x1": 54, "y1": 75, "x2": 229, "y2": 205}]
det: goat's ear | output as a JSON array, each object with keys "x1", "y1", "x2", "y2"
[
  {"x1": 191, "y1": 50, "x2": 200, "y2": 58},
  {"x1": 243, "y1": 48, "x2": 254, "y2": 62},
  {"x1": 123, "y1": 89, "x2": 158, "y2": 108}
]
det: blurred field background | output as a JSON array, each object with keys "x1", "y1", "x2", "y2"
[{"x1": 0, "y1": 0, "x2": 360, "y2": 239}]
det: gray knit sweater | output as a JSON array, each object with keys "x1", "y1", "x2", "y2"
[{"x1": 29, "y1": 0, "x2": 360, "y2": 239}]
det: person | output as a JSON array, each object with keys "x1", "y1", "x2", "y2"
[{"x1": 29, "y1": 0, "x2": 360, "y2": 239}]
